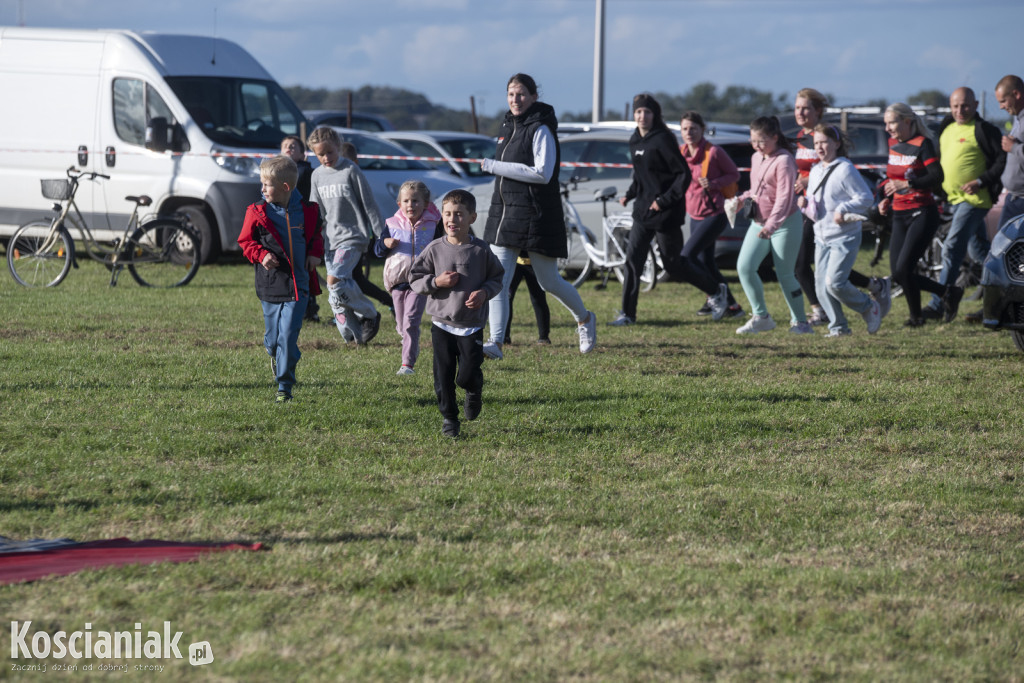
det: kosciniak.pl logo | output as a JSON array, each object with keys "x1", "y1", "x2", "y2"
[{"x1": 10, "y1": 621, "x2": 214, "y2": 667}]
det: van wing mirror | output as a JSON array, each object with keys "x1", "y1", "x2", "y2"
[{"x1": 145, "y1": 117, "x2": 169, "y2": 153}]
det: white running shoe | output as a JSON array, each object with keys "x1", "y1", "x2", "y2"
[
  {"x1": 578, "y1": 311, "x2": 597, "y2": 354},
  {"x1": 482, "y1": 340, "x2": 504, "y2": 361},
  {"x1": 709, "y1": 283, "x2": 729, "y2": 322},
  {"x1": 736, "y1": 315, "x2": 777, "y2": 334},
  {"x1": 396, "y1": 365, "x2": 415, "y2": 375},
  {"x1": 871, "y1": 276, "x2": 892, "y2": 319},
  {"x1": 861, "y1": 300, "x2": 882, "y2": 334}
]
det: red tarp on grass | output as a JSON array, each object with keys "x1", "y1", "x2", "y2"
[{"x1": 0, "y1": 538, "x2": 265, "y2": 585}]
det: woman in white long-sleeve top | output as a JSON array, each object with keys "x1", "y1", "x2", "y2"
[{"x1": 803, "y1": 124, "x2": 882, "y2": 337}]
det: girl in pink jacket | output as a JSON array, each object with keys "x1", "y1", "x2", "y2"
[{"x1": 734, "y1": 116, "x2": 811, "y2": 335}]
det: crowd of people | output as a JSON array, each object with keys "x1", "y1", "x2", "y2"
[{"x1": 236, "y1": 72, "x2": 1024, "y2": 435}]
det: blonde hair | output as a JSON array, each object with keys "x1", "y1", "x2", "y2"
[
  {"x1": 306, "y1": 126, "x2": 342, "y2": 151},
  {"x1": 398, "y1": 180, "x2": 430, "y2": 204},
  {"x1": 260, "y1": 155, "x2": 298, "y2": 188},
  {"x1": 885, "y1": 102, "x2": 932, "y2": 141},
  {"x1": 340, "y1": 141, "x2": 358, "y2": 164},
  {"x1": 795, "y1": 88, "x2": 828, "y2": 116}
]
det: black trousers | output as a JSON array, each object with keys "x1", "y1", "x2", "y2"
[
  {"x1": 431, "y1": 325, "x2": 484, "y2": 421},
  {"x1": 622, "y1": 221, "x2": 684, "y2": 320},
  {"x1": 890, "y1": 204, "x2": 944, "y2": 319},
  {"x1": 506, "y1": 263, "x2": 551, "y2": 342}
]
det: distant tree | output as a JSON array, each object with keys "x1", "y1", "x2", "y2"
[{"x1": 907, "y1": 89, "x2": 948, "y2": 109}]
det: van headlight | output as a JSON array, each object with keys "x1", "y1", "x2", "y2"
[{"x1": 213, "y1": 149, "x2": 261, "y2": 178}]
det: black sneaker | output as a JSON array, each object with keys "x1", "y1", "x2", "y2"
[
  {"x1": 726, "y1": 303, "x2": 745, "y2": 319},
  {"x1": 921, "y1": 306, "x2": 943, "y2": 320},
  {"x1": 275, "y1": 390, "x2": 292, "y2": 403},
  {"x1": 963, "y1": 309, "x2": 983, "y2": 324},
  {"x1": 442, "y1": 418, "x2": 460, "y2": 438},
  {"x1": 904, "y1": 317, "x2": 926, "y2": 328},
  {"x1": 696, "y1": 299, "x2": 713, "y2": 316},
  {"x1": 361, "y1": 311, "x2": 382, "y2": 344},
  {"x1": 942, "y1": 285, "x2": 964, "y2": 323},
  {"x1": 465, "y1": 392, "x2": 482, "y2": 421}
]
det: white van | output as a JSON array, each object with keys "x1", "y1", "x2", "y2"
[{"x1": 0, "y1": 27, "x2": 308, "y2": 261}]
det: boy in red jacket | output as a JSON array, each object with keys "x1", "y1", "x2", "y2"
[{"x1": 237, "y1": 156, "x2": 324, "y2": 403}]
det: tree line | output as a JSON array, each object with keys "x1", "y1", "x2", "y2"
[{"x1": 285, "y1": 82, "x2": 951, "y2": 134}]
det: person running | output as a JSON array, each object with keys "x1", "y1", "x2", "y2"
[{"x1": 678, "y1": 110, "x2": 742, "y2": 321}]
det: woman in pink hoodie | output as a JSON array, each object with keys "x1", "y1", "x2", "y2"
[{"x1": 734, "y1": 116, "x2": 811, "y2": 334}]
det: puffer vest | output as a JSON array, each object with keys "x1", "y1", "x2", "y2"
[{"x1": 484, "y1": 101, "x2": 567, "y2": 258}]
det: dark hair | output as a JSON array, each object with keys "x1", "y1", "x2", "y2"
[
  {"x1": 507, "y1": 73, "x2": 538, "y2": 96},
  {"x1": 680, "y1": 111, "x2": 706, "y2": 130},
  {"x1": 442, "y1": 188, "x2": 476, "y2": 213},
  {"x1": 280, "y1": 134, "x2": 306, "y2": 153},
  {"x1": 811, "y1": 123, "x2": 852, "y2": 158},
  {"x1": 750, "y1": 115, "x2": 794, "y2": 154}
]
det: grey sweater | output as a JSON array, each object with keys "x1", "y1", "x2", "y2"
[
  {"x1": 408, "y1": 236, "x2": 505, "y2": 329},
  {"x1": 308, "y1": 160, "x2": 384, "y2": 251}
]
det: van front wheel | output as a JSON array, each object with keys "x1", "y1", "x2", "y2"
[{"x1": 175, "y1": 205, "x2": 219, "y2": 263}]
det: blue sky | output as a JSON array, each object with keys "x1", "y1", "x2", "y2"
[{"x1": 3, "y1": 0, "x2": 1019, "y2": 120}]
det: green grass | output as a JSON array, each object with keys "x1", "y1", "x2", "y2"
[{"x1": 1, "y1": 253, "x2": 1022, "y2": 681}]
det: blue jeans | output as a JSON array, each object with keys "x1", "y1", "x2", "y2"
[
  {"x1": 326, "y1": 247, "x2": 378, "y2": 340},
  {"x1": 999, "y1": 193, "x2": 1024, "y2": 229},
  {"x1": 263, "y1": 295, "x2": 308, "y2": 393},
  {"x1": 737, "y1": 212, "x2": 805, "y2": 322},
  {"x1": 926, "y1": 202, "x2": 990, "y2": 311},
  {"x1": 815, "y1": 232, "x2": 871, "y2": 335},
  {"x1": 487, "y1": 245, "x2": 588, "y2": 344}
]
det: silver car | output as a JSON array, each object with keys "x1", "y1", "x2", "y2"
[{"x1": 379, "y1": 131, "x2": 496, "y2": 185}]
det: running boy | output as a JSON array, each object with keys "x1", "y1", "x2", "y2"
[
  {"x1": 237, "y1": 156, "x2": 323, "y2": 402},
  {"x1": 306, "y1": 126, "x2": 383, "y2": 344},
  {"x1": 409, "y1": 189, "x2": 505, "y2": 438}
]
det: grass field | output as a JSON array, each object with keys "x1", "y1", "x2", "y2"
[{"x1": 1, "y1": 253, "x2": 1022, "y2": 682}]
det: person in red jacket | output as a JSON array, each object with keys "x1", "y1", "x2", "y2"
[{"x1": 237, "y1": 156, "x2": 324, "y2": 403}]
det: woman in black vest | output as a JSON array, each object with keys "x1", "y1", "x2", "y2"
[{"x1": 481, "y1": 73, "x2": 596, "y2": 359}]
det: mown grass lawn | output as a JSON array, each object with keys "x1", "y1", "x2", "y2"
[{"x1": 1, "y1": 253, "x2": 1022, "y2": 681}]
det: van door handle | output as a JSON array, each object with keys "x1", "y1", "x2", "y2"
[
  {"x1": 105, "y1": 146, "x2": 116, "y2": 167},
  {"x1": 78, "y1": 146, "x2": 88, "y2": 167}
]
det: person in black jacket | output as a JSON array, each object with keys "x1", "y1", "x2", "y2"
[
  {"x1": 922, "y1": 87, "x2": 1006, "y2": 320},
  {"x1": 609, "y1": 93, "x2": 690, "y2": 326},
  {"x1": 480, "y1": 73, "x2": 596, "y2": 360}
]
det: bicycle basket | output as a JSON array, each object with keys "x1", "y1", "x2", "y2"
[{"x1": 40, "y1": 179, "x2": 72, "y2": 201}]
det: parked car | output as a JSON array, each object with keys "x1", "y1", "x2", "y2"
[
  {"x1": 981, "y1": 213, "x2": 1024, "y2": 351},
  {"x1": 555, "y1": 126, "x2": 755, "y2": 266},
  {"x1": 306, "y1": 110, "x2": 394, "y2": 132},
  {"x1": 321, "y1": 128, "x2": 467, "y2": 216},
  {"x1": 379, "y1": 131, "x2": 496, "y2": 185}
]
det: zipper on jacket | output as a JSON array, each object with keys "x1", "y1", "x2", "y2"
[{"x1": 494, "y1": 116, "x2": 520, "y2": 244}]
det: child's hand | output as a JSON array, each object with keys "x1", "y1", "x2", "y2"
[
  {"x1": 833, "y1": 210, "x2": 845, "y2": 224},
  {"x1": 383, "y1": 237, "x2": 398, "y2": 249},
  {"x1": 435, "y1": 270, "x2": 459, "y2": 288},
  {"x1": 465, "y1": 289, "x2": 486, "y2": 309},
  {"x1": 261, "y1": 252, "x2": 280, "y2": 270},
  {"x1": 305, "y1": 255, "x2": 321, "y2": 269}
]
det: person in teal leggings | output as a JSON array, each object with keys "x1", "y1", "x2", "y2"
[{"x1": 734, "y1": 116, "x2": 811, "y2": 334}]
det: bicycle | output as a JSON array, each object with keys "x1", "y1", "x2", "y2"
[
  {"x1": 7, "y1": 167, "x2": 200, "y2": 288},
  {"x1": 558, "y1": 182, "x2": 659, "y2": 291}
]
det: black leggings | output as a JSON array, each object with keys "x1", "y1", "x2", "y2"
[
  {"x1": 889, "y1": 205, "x2": 944, "y2": 319},
  {"x1": 505, "y1": 263, "x2": 551, "y2": 342},
  {"x1": 796, "y1": 215, "x2": 871, "y2": 306},
  {"x1": 679, "y1": 213, "x2": 728, "y2": 296}
]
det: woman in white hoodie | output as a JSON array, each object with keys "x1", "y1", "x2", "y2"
[{"x1": 803, "y1": 124, "x2": 882, "y2": 337}]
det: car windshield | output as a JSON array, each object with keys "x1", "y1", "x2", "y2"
[
  {"x1": 165, "y1": 76, "x2": 306, "y2": 149},
  {"x1": 341, "y1": 133, "x2": 432, "y2": 171},
  {"x1": 437, "y1": 138, "x2": 497, "y2": 177}
]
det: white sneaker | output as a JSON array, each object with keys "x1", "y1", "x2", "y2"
[
  {"x1": 825, "y1": 328, "x2": 852, "y2": 338},
  {"x1": 861, "y1": 300, "x2": 882, "y2": 334},
  {"x1": 482, "y1": 340, "x2": 504, "y2": 361},
  {"x1": 577, "y1": 311, "x2": 597, "y2": 354},
  {"x1": 789, "y1": 321, "x2": 815, "y2": 334},
  {"x1": 736, "y1": 315, "x2": 776, "y2": 334},
  {"x1": 870, "y1": 277, "x2": 892, "y2": 319},
  {"x1": 709, "y1": 283, "x2": 729, "y2": 322},
  {"x1": 396, "y1": 365, "x2": 415, "y2": 375}
]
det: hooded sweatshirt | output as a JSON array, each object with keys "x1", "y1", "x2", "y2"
[{"x1": 624, "y1": 123, "x2": 690, "y2": 230}]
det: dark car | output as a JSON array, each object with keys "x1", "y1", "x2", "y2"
[
  {"x1": 981, "y1": 213, "x2": 1024, "y2": 351},
  {"x1": 305, "y1": 110, "x2": 394, "y2": 132}
]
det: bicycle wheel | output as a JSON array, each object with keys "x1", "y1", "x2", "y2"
[
  {"x1": 7, "y1": 220, "x2": 73, "y2": 287},
  {"x1": 612, "y1": 247, "x2": 657, "y2": 292},
  {"x1": 558, "y1": 231, "x2": 593, "y2": 287},
  {"x1": 126, "y1": 220, "x2": 200, "y2": 287}
]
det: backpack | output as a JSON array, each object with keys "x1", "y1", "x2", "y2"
[{"x1": 701, "y1": 145, "x2": 738, "y2": 199}]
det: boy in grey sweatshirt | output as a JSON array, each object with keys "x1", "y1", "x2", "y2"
[
  {"x1": 409, "y1": 189, "x2": 505, "y2": 437},
  {"x1": 307, "y1": 127, "x2": 384, "y2": 344}
]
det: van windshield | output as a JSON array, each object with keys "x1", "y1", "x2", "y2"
[{"x1": 165, "y1": 76, "x2": 306, "y2": 149}]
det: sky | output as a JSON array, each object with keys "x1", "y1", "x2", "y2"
[{"x1": 2, "y1": 0, "x2": 1019, "y2": 121}]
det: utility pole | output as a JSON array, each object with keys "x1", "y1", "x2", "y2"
[{"x1": 592, "y1": 0, "x2": 605, "y2": 123}]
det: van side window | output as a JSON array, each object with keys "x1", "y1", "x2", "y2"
[{"x1": 112, "y1": 78, "x2": 178, "y2": 147}]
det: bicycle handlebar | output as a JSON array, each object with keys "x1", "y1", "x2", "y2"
[{"x1": 65, "y1": 166, "x2": 110, "y2": 182}]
